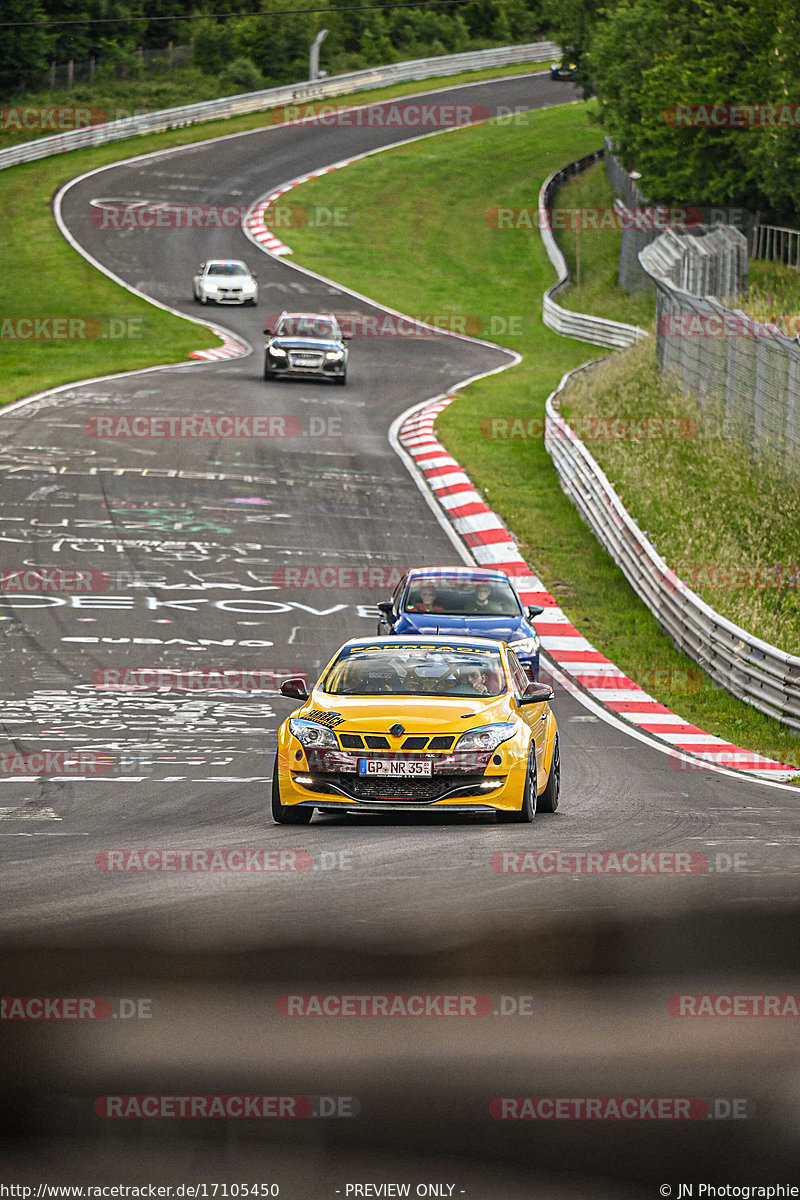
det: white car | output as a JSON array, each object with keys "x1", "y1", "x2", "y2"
[{"x1": 193, "y1": 260, "x2": 258, "y2": 306}]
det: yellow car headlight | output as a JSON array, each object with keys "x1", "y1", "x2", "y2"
[
  {"x1": 289, "y1": 717, "x2": 338, "y2": 749},
  {"x1": 454, "y1": 723, "x2": 516, "y2": 753}
]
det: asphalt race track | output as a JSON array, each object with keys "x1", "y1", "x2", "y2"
[{"x1": 2, "y1": 73, "x2": 800, "y2": 1194}]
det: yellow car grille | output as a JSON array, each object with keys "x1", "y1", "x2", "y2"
[{"x1": 337, "y1": 733, "x2": 455, "y2": 751}]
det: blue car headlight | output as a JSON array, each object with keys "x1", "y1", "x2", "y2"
[
  {"x1": 454, "y1": 723, "x2": 516, "y2": 753},
  {"x1": 509, "y1": 635, "x2": 540, "y2": 656},
  {"x1": 289, "y1": 718, "x2": 339, "y2": 749},
  {"x1": 268, "y1": 345, "x2": 287, "y2": 357}
]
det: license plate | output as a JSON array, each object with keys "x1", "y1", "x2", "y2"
[
  {"x1": 294, "y1": 356, "x2": 318, "y2": 364},
  {"x1": 358, "y1": 758, "x2": 432, "y2": 777}
]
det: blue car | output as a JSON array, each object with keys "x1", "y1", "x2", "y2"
[{"x1": 377, "y1": 567, "x2": 543, "y2": 680}]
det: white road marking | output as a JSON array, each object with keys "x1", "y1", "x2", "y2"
[{"x1": 0, "y1": 807, "x2": 62, "y2": 820}]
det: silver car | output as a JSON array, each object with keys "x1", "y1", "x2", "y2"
[
  {"x1": 193, "y1": 259, "x2": 258, "y2": 305},
  {"x1": 264, "y1": 312, "x2": 350, "y2": 385}
]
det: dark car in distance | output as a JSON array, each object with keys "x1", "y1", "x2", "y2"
[{"x1": 263, "y1": 312, "x2": 350, "y2": 384}]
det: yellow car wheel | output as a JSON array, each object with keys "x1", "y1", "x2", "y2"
[
  {"x1": 496, "y1": 746, "x2": 536, "y2": 824},
  {"x1": 271, "y1": 753, "x2": 313, "y2": 825},
  {"x1": 538, "y1": 734, "x2": 560, "y2": 813}
]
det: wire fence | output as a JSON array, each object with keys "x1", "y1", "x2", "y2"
[
  {"x1": 640, "y1": 248, "x2": 800, "y2": 470},
  {"x1": 604, "y1": 141, "x2": 800, "y2": 473},
  {"x1": 603, "y1": 142, "x2": 648, "y2": 211},
  {"x1": 34, "y1": 44, "x2": 195, "y2": 91}
]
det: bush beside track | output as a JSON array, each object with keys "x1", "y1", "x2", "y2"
[{"x1": 278, "y1": 103, "x2": 800, "y2": 766}]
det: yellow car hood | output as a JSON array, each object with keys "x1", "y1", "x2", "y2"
[{"x1": 298, "y1": 691, "x2": 514, "y2": 734}]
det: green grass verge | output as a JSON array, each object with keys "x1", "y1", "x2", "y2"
[
  {"x1": 0, "y1": 61, "x2": 554, "y2": 405},
  {"x1": 271, "y1": 101, "x2": 800, "y2": 769},
  {"x1": 552, "y1": 161, "x2": 656, "y2": 330},
  {"x1": 741, "y1": 259, "x2": 800, "y2": 332},
  {"x1": 559, "y1": 340, "x2": 800, "y2": 654}
]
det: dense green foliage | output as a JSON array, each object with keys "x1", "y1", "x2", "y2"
[
  {"x1": 545, "y1": 0, "x2": 800, "y2": 220},
  {"x1": 0, "y1": 0, "x2": 545, "y2": 98}
]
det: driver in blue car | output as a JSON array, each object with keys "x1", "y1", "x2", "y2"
[{"x1": 407, "y1": 585, "x2": 444, "y2": 613}]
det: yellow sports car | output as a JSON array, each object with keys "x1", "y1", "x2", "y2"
[{"x1": 272, "y1": 636, "x2": 560, "y2": 824}]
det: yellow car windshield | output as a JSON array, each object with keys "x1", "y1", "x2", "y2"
[{"x1": 322, "y1": 647, "x2": 506, "y2": 697}]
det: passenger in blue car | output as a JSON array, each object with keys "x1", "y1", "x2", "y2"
[
  {"x1": 407, "y1": 585, "x2": 444, "y2": 614},
  {"x1": 473, "y1": 583, "x2": 508, "y2": 615}
]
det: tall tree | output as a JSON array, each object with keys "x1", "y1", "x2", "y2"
[
  {"x1": 0, "y1": 0, "x2": 54, "y2": 95},
  {"x1": 589, "y1": 0, "x2": 800, "y2": 216}
]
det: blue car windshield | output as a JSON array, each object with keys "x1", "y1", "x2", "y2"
[
  {"x1": 404, "y1": 575, "x2": 521, "y2": 617},
  {"x1": 322, "y1": 646, "x2": 506, "y2": 697}
]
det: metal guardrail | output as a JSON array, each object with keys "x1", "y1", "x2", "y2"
[
  {"x1": 539, "y1": 150, "x2": 649, "y2": 348},
  {"x1": 545, "y1": 367, "x2": 800, "y2": 730},
  {"x1": 0, "y1": 42, "x2": 559, "y2": 172},
  {"x1": 751, "y1": 222, "x2": 800, "y2": 267}
]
